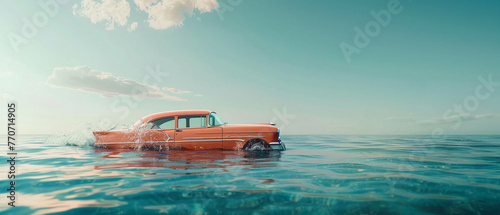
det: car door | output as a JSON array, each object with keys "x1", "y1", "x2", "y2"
[{"x1": 174, "y1": 115, "x2": 223, "y2": 150}]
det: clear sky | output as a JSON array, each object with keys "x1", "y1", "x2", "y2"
[{"x1": 1, "y1": 0, "x2": 499, "y2": 135}]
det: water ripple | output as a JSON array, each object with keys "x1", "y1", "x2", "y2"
[{"x1": 1, "y1": 135, "x2": 499, "y2": 214}]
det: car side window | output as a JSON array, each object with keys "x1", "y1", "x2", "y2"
[
  {"x1": 178, "y1": 115, "x2": 206, "y2": 129},
  {"x1": 152, "y1": 117, "x2": 175, "y2": 130}
]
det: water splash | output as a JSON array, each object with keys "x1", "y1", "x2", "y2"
[{"x1": 44, "y1": 121, "x2": 129, "y2": 146}]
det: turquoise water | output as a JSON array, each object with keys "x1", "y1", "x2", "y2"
[{"x1": 1, "y1": 135, "x2": 499, "y2": 214}]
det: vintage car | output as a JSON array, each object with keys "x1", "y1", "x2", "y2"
[{"x1": 93, "y1": 110, "x2": 286, "y2": 151}]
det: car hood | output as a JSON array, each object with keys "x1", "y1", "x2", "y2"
[{"x1": 221, "y1": 123, "x2": 278, "y2": 133}]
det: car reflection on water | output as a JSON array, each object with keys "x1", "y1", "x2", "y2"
[{"x1": 93, "y1": 148, "x2": 283, "y2": 171}]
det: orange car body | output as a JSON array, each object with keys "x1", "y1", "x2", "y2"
[{"x1": 93, "y1": 110, "x2": 286, "y2": 151}]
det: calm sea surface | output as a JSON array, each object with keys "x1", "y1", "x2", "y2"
[{"x1": 1, "y1": 135, "x2": 499, "y2": 214}]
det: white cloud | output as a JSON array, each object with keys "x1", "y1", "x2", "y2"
[
  {"x1": 128, "y1": 22, "x2": 138, "y2": 31},
  {"x1": 385, "y1": 116, "x2": 416, "y2": 123},
  {"x1": 473, "y1": 113, "x2": 500, "y2": 119},
  {"x1": 134, "y1": 0, "x2": 158, "y2": 11},
  {"x1": 162, "y1": 87, "x2": 191, "y2": 94},
  {"x1": 74, "y1": 0, "x2": 219, "y2": 30},
  {"x1": 386, "y1": 113, "x2": 500, "y2": 126},
  {"x1": 46, "y1": 66, "x2": 184, "y2": 101},
  {"x1": 73, "y1": 0, "x2": 131, "y2": 30},
  {"x1": 133, "y1": 0, "x2": 219, "y2": 29},
  {"x1": 194, "y1": 93, "x2": 203, "y2": 97},
  {"x1": 415, "y1": 113, "x2": 500, "y2": 126}
]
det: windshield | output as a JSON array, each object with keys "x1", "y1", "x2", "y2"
[
  {"x1": 132, "y1": 119, "x2": 143, "y2": 129},
  {"x1": 209, "y1": 112, "x2": 225, "y2": 126}
]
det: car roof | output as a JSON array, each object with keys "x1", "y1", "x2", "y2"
[{"x1": 141, "y1": 110, "x2": 212, "y2": 122}]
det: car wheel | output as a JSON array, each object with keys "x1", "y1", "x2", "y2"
[{"x1": 244, "y1": 139, "x2": 270, "y2": 151}]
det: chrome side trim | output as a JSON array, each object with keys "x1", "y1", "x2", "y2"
[
  {"x1": 227, "y1": 135, "x2": 264, "y2": 138},
  {"x1": 176, "y1": 139, "x2": 245, "y2": 143},
  {"x1": 222, "y1": 139, "x2": 245, "y2": 142},
  {"x1": 99, "y1": 139, "x2": 247, "y2": 145},
  {"x1": 99, "y1": 141, "x2": 168, "y2": 145},
  {"x1": 183, "y1": 136, "x2": 223, "y2": 139},
  {"x1": 183, "y1": 136, "x2": 264, "y2": 139},
  {"x1": 159, "y1": 130, "x2": 172, "y2": 142}
]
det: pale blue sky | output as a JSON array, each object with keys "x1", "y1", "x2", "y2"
[{"x1": 1, "y1": 0, "x2": 499, "y2": 135}]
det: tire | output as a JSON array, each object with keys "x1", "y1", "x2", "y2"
[{"x1": 244, "y1": 139, "x2": 270, "y2": 151}]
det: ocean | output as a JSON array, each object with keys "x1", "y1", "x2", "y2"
[{"x1": 1, "y1": 135, "x2": 499, "y2": 214}]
